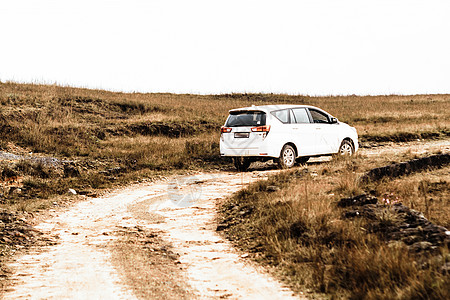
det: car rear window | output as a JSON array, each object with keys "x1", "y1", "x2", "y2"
[
  {"x1": 226, "y1": 111, "x2": 266, "y2": 127},
  {"x1": 271, "y1": 109, "x2": 290, "y2": 124}
]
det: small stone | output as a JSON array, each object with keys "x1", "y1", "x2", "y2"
[
  {"x1": 440, "y1": 262, "x2": 450, "y2": 273},
  {"x1": 13, "y1": 231, "x2": 27, "y2": 238},
  {"x1": 68, "y1": 188, "x2": 77, "y2": 195},
  {"x1": 64, "y1": 165, "x2": 80, "y2": 177},
  {"x1": 267, "y1": 185, "x2": 280, "y2": 192},
  {"x1": 338, "y1": 194, "x2": 377, "y2": 207},
  {"x1": 409, "y1": 241, "x2": 433, "y2": 252},
  {"x1": 216, "y1": 224, "x2": 229, "y2": 231},
  {"x1": 387, "y1": 241, "x2": 404, "y2": 248},
  {"x1": 9, "y1": 187, "x2": 22, "y2": 195}
]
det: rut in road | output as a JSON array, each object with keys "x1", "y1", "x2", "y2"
[{"x1": 3, "y1": 170, "x2": 301, "y2": 299}]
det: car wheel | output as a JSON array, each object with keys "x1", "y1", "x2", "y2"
[
  {"x1": 338, "y1": 140, "x2": 354, "y2": 156},
  {"x1": 233, "y1": 157, "x2": 251, "y2": 172},
  {"x1": 296, "y1": 156, "x2": 310, "y2": 165},
  {"x1": 278, "y1": 144, "x2": 296, "y2": 169}
]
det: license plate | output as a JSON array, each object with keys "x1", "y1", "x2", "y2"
[{"x1": 234, "y1": 132, "x2": 249, "y2": 138}]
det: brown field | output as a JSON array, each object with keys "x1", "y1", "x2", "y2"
[
  {"x1": 1, "y1": 83, "x2": 448, "y2": 203},
  {"x1": 1, "y1": 82, "x2": 449, "y2": 298},
  {"x1": 218, "y1": 152, "x2": 449, "y2": 299}
]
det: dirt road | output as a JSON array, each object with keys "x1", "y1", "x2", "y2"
[
  {"x1": 2, "y1": 139, "x2": 448, "y2": 299},
  {"x1": 2, "y1": 170, "x2": 301, "y2": 299}
]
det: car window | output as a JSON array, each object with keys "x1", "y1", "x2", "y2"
[
  {"x1": 271, "y1": 109, "x2": 290, "y2": 124},
  {"x1": 309, "y1": 109, "x2": 330, "y2": 123},
  {"x1": 226, "y1": 111, "x2": 266, "y2": 127},
  {"x1": 292, "y1": 108, "x2": 310, "y2": 123}
]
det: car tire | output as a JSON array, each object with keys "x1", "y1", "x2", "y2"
[
  {"x1": 296, "y1": 156, "x2": 310, "y2": 165},
  {"x1": 233, "y1": 157, "x2": 251, "y2": 172},
  {"x1": 337, "y1": 140, "x2": 354, "y2": 156},
  {"x1": 278, "y1": 144, "x2": 296, "y2": 169}
]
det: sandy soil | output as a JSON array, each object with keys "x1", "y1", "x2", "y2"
[
  {"x1": 361, "y1": 139, "x2": 450, "y2": 157},
  {"x1": 2, "y1": 170, "x2": 301, "y2": 299},
  {"x1": 2, "y1": 139, "x2": 448, "y2": 299}
]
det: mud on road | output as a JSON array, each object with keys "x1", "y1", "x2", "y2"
[{"x1": 1, "y1": 139, "x2": 448, "y2": 299}]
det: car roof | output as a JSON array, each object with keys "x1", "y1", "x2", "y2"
[{"x1": 229, "y1": 104, "x2": 319, "y2": 113}]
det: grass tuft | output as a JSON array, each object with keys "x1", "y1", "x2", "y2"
[{"x1": 218, "y1": 155, "x2": 450, "y2": 299}]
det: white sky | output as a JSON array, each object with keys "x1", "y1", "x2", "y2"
[{"x1": 1, "y1": 0, "x2": 449, "y2": 95}]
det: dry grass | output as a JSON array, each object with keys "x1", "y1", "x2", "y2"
[
  {"x1": 1, "y1": 82, "x2": 449, "y2": 297},
  {"x1": 1, "y1": 83, "x2": 449, "y2": 154},
  {"x1": 1, "y1": 83, "x2": 448, "y2": 171},
  {"x1": 218, "y1": 152, "x2": 450, "y2": 299},
  {"x1": 372, "y1": 166, "x2": 449, "y2": 228},
  {"x1": 1, "y1": 82, "x2": 448, "y2": 219}
]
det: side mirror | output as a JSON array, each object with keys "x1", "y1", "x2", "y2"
[{"x1": 330, "y1": 117, "x2": 338, "y2": 124}]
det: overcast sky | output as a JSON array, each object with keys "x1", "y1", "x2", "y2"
[{"x1": 1, "y1": 0, "x2": 449, "y2": 95}]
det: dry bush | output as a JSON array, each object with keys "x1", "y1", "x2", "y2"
[
  {"x1": 218, "y1": 154, "x2": 450, "y2": 299},
  {"x1": 373, "y1": 166, "x2": 450, "y2": 228},
  {"x1": 330, "y1": 245, "x2": 449, "y2": 300}
]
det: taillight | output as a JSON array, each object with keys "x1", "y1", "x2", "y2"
[
  {"x1": 251, "y1": 125, "x2": 271, "y2": 132},
  {"x1": 221, "y1": 127, "x2": 232, "y2": 133}
]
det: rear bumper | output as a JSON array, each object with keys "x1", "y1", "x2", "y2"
[{"x1": 220, "y1": 142, "x2": 279, "y2": 158}]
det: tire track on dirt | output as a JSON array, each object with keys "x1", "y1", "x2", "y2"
[
  {"x1": 138, "y1": 172, "x2": 300, "y2": 299},
  {"x1": 2, "y1": 184, "x2": 169, "y2": 299},
  {"x1": 2, "y1": 171, "x2": 300, "y2": 299}
]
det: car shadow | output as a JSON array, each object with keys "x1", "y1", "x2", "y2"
[{"x1": 246, "y1": 157, "x2": 331, "y2": 172}]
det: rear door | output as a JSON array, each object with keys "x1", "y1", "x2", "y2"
[
  {"x1": 222, "y1": 111, "x2": 266, "y2": 153},
  {"x1": 270, "y1": 109, "x2": 294, "y2": 153},
  {"x1": 270, "y1": 108, "x2": 316, "y2": 156},
  {"x1": 291, "y1": 108, "x2": 316, "y2": 155}
]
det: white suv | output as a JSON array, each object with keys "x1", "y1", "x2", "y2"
[{"x1": 220, "y1": 105, "x2": 358, "y2": 171}]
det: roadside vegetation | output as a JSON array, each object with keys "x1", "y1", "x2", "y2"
[
  {"x1": 218, "y1": 152, "x2": 449, "y2": 299},
  {"x1": 1, "y1": 82, "x2": 449, "y2": 297}
]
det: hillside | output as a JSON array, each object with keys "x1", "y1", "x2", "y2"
[{"x1": 1, "y1": 82, "x2": 449, "y2": 298}]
